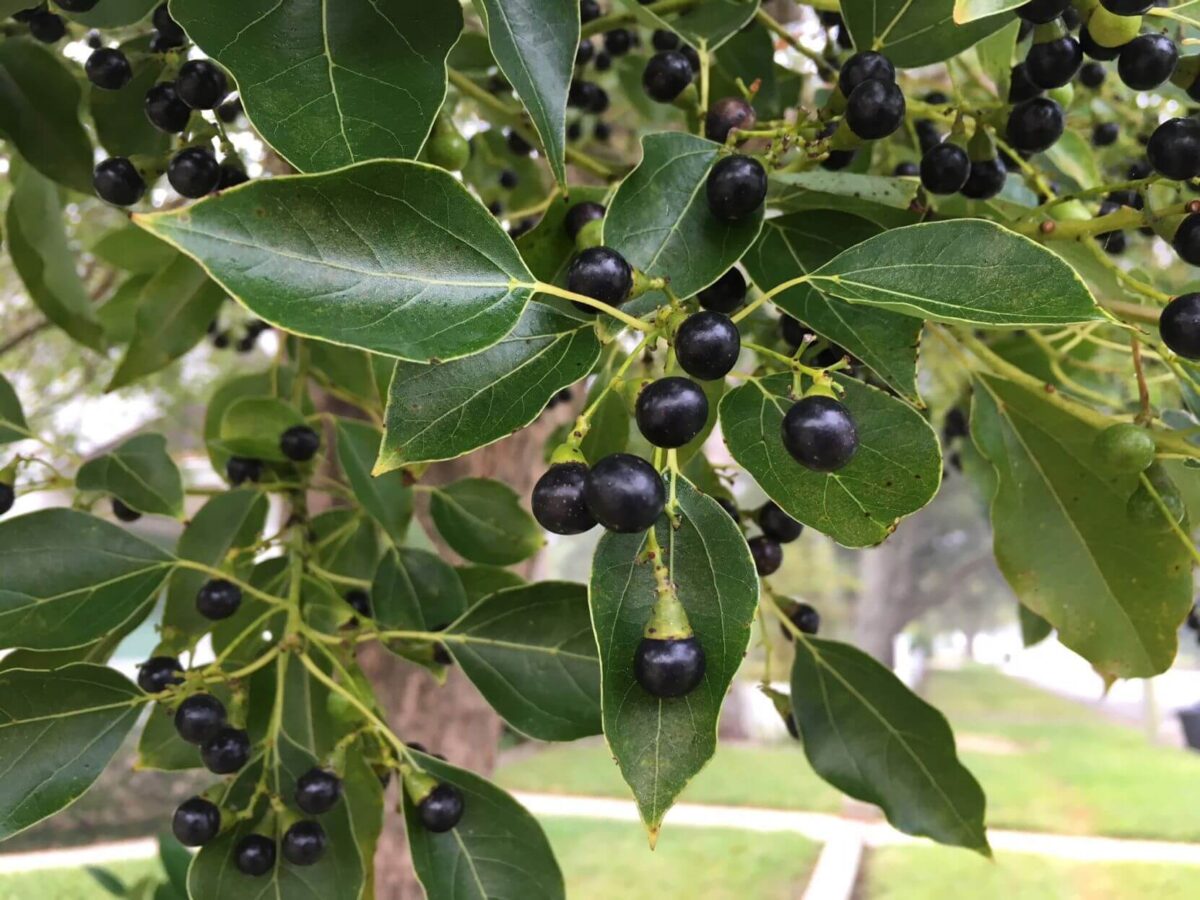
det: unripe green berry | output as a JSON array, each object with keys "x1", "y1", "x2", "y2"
[
  {"x1": 1094, "y1": 423, "x2": 1156, "y2": 474},
  {"x1": 575, "y1": 217, "x2": 604, "y2": 250}
]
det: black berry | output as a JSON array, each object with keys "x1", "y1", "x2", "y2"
[
  {"x1": 1092, "y1": 122, "x2": 1119, "y2": 147},
  {"x1": 920, "y1": 142, "x2": 970, "y2": 195},
  {"x1": 56, "y1": 0, "x2": 100, "y2": 9},
  {"x1": 1080, "y1": 61, "x2": 1107, "y2": 89},
  {"x1": 197, "y1": 578, "x2": 242, "y2": 620},
  {"x1": 636, "y1": 377, "x2": 709, "y2": 448},
  {"x1": 580, "y1": 0, "x2": 601, "y2": 23},
  {"x1": 716, "y1": 496, "x2": 739, "y2": 522},
  {"x1": 499, "y1": 169, "x2": 519, "y2": 189},
  {"x1": 961, "y1": 157, "x2": 1007, "y2": 200},
  {"x1": 1006, "y1": 97, "x2": 1064, "y2": 153},
  {"x1": 838, "y1": 51, "x2": 895, "y2": 96},
  {"x1": 697, "y1": 268, "x2": 746, "y2": 313},
  {"x1": 176, "y1": 59, "x2": 228, "y2": 109},
  {"x1": 749, "y1": 535, "x2": 783, "y2": 576},
  {"x1": 1160, "y1": 293, "x2": 1200, "y2": 358},
  {"x1": 1026, "y1": 36, "x2": 1082, "y2": 89},
  {"x1": 1147, "y1": 118, "x2": 1200, "y2": 181},
  {"x1": 1100, "y1": 0, "x2": 1153, "y2": 12},
  {"x1": 172, "y1": 797, "x2": 221, "y2": 847},
  {"x1": 137, "y1": 656, "x2": 183, "y2": 694},
  {"x1": 93, "y1": 157, "x2": 145, "y2": 206},
  {"x1": 168, "y1": 147, "x2": 220, "y2": 198},
  {"x1": 295, "y1": 768, "x2": 342, "y2": 815},
  {"x1": 1017, "y1": 0, "x2": 1071, "y2": 23},
  {"x1": 234, "y1": 834, "x2": 276, "y2": 876},
  {"x1": 226, "y1": 456, "x2": 263, "y2": 485},
  {"x1": 533, "y1": 462, "x2": 597, "y2": 535},
  {"x1": 787, "y1": 601, "x2": 821, "y2": 636},
  {"x1": 675, "y1": 311, "x2": 740, "y2": 381},
  {"x1": 564, "y1": 201, "x2": 605, "y2": 241},
  {"x1": 652, "y1": 28, "x2": 680, "y2": 51},
  {"x1": 145, "y1": 82, "x2": 192, "y2": 133},
  {"x1": 346, "y1": 588, "x2": 372, "y2": 617},
  {"x1": 175, "y1": 693, "x2": 227, "y2": 744},
  {"x1": 418, "y1": 783, "x2": 466, "y2": 832},
  {"x1": 845, "y1": 79, "x2": 906, "y2": 140},
  {"x1": 567, "y1": 247, "x2": 633, "y2": 309},
  {"x1": 758, "y1": 501, "x2": 802, "y2": 543},
  {"x1": 576, "y1": 40, "x2": 595, "y2": 66},
  {"x1": 604, "y1": 28, "x2": 633, "y2": 56},
  {"x1": 822, "y1": 149, "x2": 858, "y2": 171},
  {"x1": 1080, "y1": 26, "x2": 1124, "y2": 61},
  {"x1": 217, "y1": 163, "x2": 249, "y2": 190},
  {"x1": 643, "y1": 51, "x2": 693, "y2": 103},
  {"x1": 634, "y1": 636, "x2": 705, "y2": 697},
  {"x1": 29, "y1": 11, "x2": 65, "y2": 43},
  {"x1": 112, "y1": 497, "x2": 142, "y2": 522},
  {"x1": 201, "y1": 726, "x2": 251, "y2": 774},
  {"x1": 280, "y1": 424, "x2": 321, "y2": 462},
  {"x1": 0, "y1": 484, "x2": 13, "y2": 517},
  {"x1": 85, "y1": 48, "x2": 132, "y2": 91},
  {"x1": 706, "y1": 155, "x2": 767, "y2": 222},
  {"x1": 781, "y1": 395, "x2": 859, "y2": 472},
  {"x1": 894, "y1": 161, "x2": 919, "y2": 177},
  {"x1": 584, "y1": 453, "x2": 665, "y2": 533},
  {"x1": 282, "y1": 821, "x2": 326, "y2": 866},
  {"x1": 1008, "y1": 63, "x2": 1043, "y2": 103},
  {"x1": 1118, "y1": 34, "x2": 1177, "y2": 91},
  {"x1": 1174, "y1": 213, "x2": 1200, "y2": 266},
  {"x1": 153, "y1": 3, "x2": 186, "y2": 43},
  {"x1": 505, "y1": 128, "x2": 533, "y2": 156},
  {"x1": 705, "y1": 96, "x2": 756, "y2": 143}
]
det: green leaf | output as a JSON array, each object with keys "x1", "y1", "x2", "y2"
[
  {"x1": 6, "y1": 164, "x2": 104, "y2": 350},
  {"x1": 952, "y1": 0, "x2": 1024, "y2": 24},
  {"x1": 97, "y1": 275, "x2": 151, "y2": 345},
  {"x1": 605, "y1": 132, "x2": 764, "y2": 300},
  {"x1": 446, "y1": 582, "x2": 601, "y2": 741},
  {"x1": 136, "y1": 685, "x2": 236, "y2": 772},
  {"x1": 841, "y1": 0, "x2": 1010, "y2": 68},
  {"x1": 770, "y1": 170, "x2": 920, "y2": 213},
  {"x1": 372, "y1": 548, "x2": 467, "y2": 667},
  {"x1": 0, "y1": 40, "x2": 93, "y2": 194},
  {"x1": 202, "y1": 370, "x2": 298, "y2": 476},
  {"x1": 430, "y1": 478, "x2": 544, "y2": 566},
  {"x1": 457, "y1": 565, "x2": 526, "y2": 604},
  {"x1": 970, "y1": 374, "x2": 1193, "y2": 678},
  {"x1": 219, "y1": 397, "x2": 306, "y2": 463},
  {"x1": 308, "y1": 341, "x2": 384, "y2": 413},
  {"x1": 0, "y1": 664, "x2": 142, "y2": 842},
  {"x1": 517, "y1": 186, "x2": 609, "y2": 283},
  {"x1": 158, "y1": 834, "x2": 190, "y2": 897},
  {"x1": 1045, "y1": 130, "x2": 1100, "y2": 191},
  {"x1": 85, "y1": 866, "x2": 128, "y2": 897},
  {"x1": 379, "y1": 301, "x2": 599, "y2": 471},
  {"x1": 136, "y1": 161, "x2": 536, "y2": 363},
  {"x1": 808, "y1": 220, "x2": 1103, "y2": 327},
  {"x1": 590, "y1": 476, "x2": 758, "y2": 834},
  {"x1": 477, "y1": 0, "x2": 576, "y2": 186},
  {"x1": 91, "y1": 225, "x2": 177, "y2": 275},
  {"x1": 335, "y1": 418, "x2": 413, "y2": 542},
  {"x1": 90, "y1": 36, "x2": 170, "y2": 158},
  {"x1": 709, "y1": 21, "x2": 792, "y2": 120},
  {"x1": 745, "y1": 212, "x2": 922, "y2": 402},
  {"x1": 0, "y1": 510, "x2": 171, "y2": 651},
  {"x1": 312, "y1": 509, "x2": 381, "y2": 583},
  {"x1": 76, "y1": 433, "x2": 185, "y2": 518},
  {"x1": 1018, "y1": 603, "x2": 1053, "y2": 648},
  {"x1": 0, "y1": 374, "x2": 28, "y2": 446},
  {"x1": 720, "y1": 374, "x2": 941, "y2": 548},
  {"x1": 616, "y1": 0, "x2": 760, "y2": 51},
  {"x1": 403, "y1": 753, "x2": 565, "y2": 900},
  {"x1": 69, "y1": 0, "x2": 156, "y2": 26},
  {"x1": 162, "y1": 490, "x2": 268, "y2": 645},
  {"x1": 171, "y1": 0, "x2": 463, "y2": 173},
  {"x1": 580, "y1": 386, "x2": 630, "y2": 464},
  {"x1": 790, "y1": 636, "x2": 990, "y2": 854},
  {"x1": 107, "y1": 256, "x2": 227, "y2": 390}
]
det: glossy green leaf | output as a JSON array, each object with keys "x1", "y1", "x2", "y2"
[
  {"x1": 69, "y1": 0, "x2": 156, "y2": 26},
  {"x1": 202, "y1": 370, "x2": 299, "y2": 476},
  {"x1": 770, "y1": 171, "x2": 920, "y2": 213},
  {"x1": 841, "y1": 0, "x2": 1010, "y2": 68},
  {"x1": 403, "y1": 753, "x2": 565, "y2": 900},
  {"x1": 107, "y1": 256, "x2": 226, "y2": 391},
  {"x1": 0, "y1": 374, "x2": 28, "y2": 446},
  {"x1": 335, "y1": 419, "x2": 413, "y2": 542},
  {"x1": 0, "y1": 664, "x2": 142, "y2": 841},
  {"x1": 0, "y1": 510, "x2": 171, "y2": 651},
  {"x1": 90, "y1": 36, "x2": 169, "y2": 158},
  {"x1": 590, "y1": 476, "x2": 758, "y2": 834},
  {"x1": 373, "y1": 547, "x2": 468, "y2": 659},
  {"x1": 808, "y1": 220, "x2": 1103, "y2": 327},
  {"x1": 605, "y1": 132, "x2": 764, "y2": 300},
  {"x1": 6, "y1": 164, "x2": 104, "y2": 350},
  {"x1": 720, "y1": 374, "x2": 941, "y2": 548},
  {"x1": 91, "y1": 225, "x2": 177, "y2": 275},
  {"x1": 1019, "y1": 603, "x2": 1053, "y2": 648},
  {"x1": 96, "y1": 275, "x2": 150, "y2": 345},
  {"x1": 0, "y1": 40, "x2": 93, "y2": 194},
  {"x1": 579, "y1": 386, "x2": 630, "y2": 464},
  {"x1": 308, "y1": 341, "x2": 384, "y2": 413},
  {"x1": 457, "y1": 565, "x2": 526, "y2": 604},
  {"x1": 430, "y1": 478, "x2": 544, "y2": 566},
  {"x1": 477, "y1": 0, "x2": 576, "y2": 186},
  {"x1": 446, "y1": 582, "x2": 601, "y2": 741},
  {"x1": 1045, "y1": 131, "x2": 1100, "y2": 191},
  {"x1": 162, "y1": 490, "x2": 268, "y2": 645},
  {"x1": 219, "y1": 397, "x2": 306, "y2": 463},
  {"x1": 172, "y1": 0, "x2": 463, "y2": 172},
  {"x1": 517, "y1": 186, "x2": 609, "y2": 283},
  {"x1": 616, "y1": 0, "x2": 760, "y2": 50},
  {"x1": 790, "y1": 637, "x2": 990, "y2": 854},
  {"x1": 76, "y1": 433, "x2": 185, "y2": 518},
  {"x1": 709, "y1": 21, "x2": 792, "y2": 120},
  {"x1": 745, "y1": 212, "x2": 922, "y2": 402},
  {"x1": 312, "y1": 509, "x2": 381, "y2": 583},
  {"x1": 379, "y1": 301, "x2": 600, "y2": 471},
  {"x1": 953, "y1": 0, "x2": 1024, "y2": 24},
  {"x1": 970, "y1": 374, "x2": 1193, "y2": 678},
  {"x1": 136, "y1": 161, "x2": 536, "y2": 363}
]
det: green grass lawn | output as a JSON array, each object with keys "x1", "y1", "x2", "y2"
[
  {"x1": 862, "y1": 845, "x2": 1200, "y2": 900},
  {"x1": 496, "y1": 666, "x2": 1200, "y2": 842},
  {"x1": 0, "y1": 821, "x2": 819, "y2": 900}
]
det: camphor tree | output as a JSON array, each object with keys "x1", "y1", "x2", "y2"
[{"x1": 5, "y1": 0, "x2": 1200, "y2": 895}]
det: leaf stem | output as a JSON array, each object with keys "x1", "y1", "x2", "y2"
[
  {"x1": 531, "y1": 281, "x2": 654, "y2": 331},
  {"x1": 731, "y1": 274, "x2": 812, "y2": 323}
]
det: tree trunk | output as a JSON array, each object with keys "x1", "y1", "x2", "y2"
[{"x1": 361, "y1": 408, "x2": 569, "y2": 899}]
